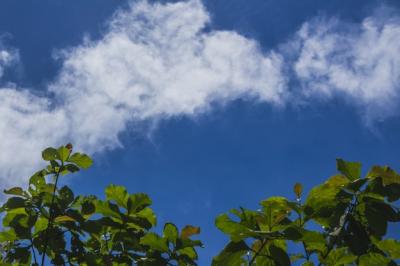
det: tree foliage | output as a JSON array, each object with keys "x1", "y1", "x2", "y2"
[
  {"x1": 213, "y1": 159, "x2": 400, "y2": 265},
  {"x1": 0, "y1": 145, "x2": 400, "y2": 265},
  {"x1": 0, "y1": 144, "x2": 202, "y2": 266}
]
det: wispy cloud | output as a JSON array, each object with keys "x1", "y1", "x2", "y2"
[
  {"x1": 0, "y1": 45, "x2": 18, "y2": 80},
  {"x1": 290, "y1": 7, "x2": 400, "y2": 123},
  {"x1": 0, "y1": 0, "x2": 399, "y2": 187}
]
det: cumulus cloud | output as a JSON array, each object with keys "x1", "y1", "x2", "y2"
[
  {"x1": 0, "y1": 0, "x2": 285, "y2": 186},
  {"x1": 291, "y1": 9, "x2": 400, "y2": 122},
  {"x1": 1, "y1": 0, "x2": 400, "y2": 187},
  {"x1": 50, "y1": 0, "x2": 286, "y2": 152}
]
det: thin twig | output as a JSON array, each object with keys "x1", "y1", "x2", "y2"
[{"x1": 41, "y1": 162, "x2": 64, "y2": 266}]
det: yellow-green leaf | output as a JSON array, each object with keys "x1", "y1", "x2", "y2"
[{"x1": 54, "y1": 215, "x2": 76, "y2": 223}]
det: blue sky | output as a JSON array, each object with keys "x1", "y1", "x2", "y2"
[{"x1": 1, "y1": 0, "x2": 400, "y2": 264}]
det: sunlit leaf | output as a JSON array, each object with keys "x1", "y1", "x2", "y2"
[
  {"x1": 337, "y1": 159, "x2": 361, "y2": 181},
  {"x1": 105, "y1": 184, "x2": 129, "y2": 208},
  {"x1": 164, "y1": 223, "x2": 179, "y2": 244},
  {"x1": 67, "y1": 153, "x2": 93, "y2": 169},
  {"x1": 54, "y1": 215, "x2": 76, "y2": 223},
  {"x1": 140, "y1": 232, "x2": 169, "y2": 252},
  {"x1": 42, "y1": 147, "x2": 59, "y2": 161}
]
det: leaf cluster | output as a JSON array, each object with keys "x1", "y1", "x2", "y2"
[
  {"x1": 213, "y1": 159, "x2": 400, "y2": 265},
  {"x1": 0, "y1": 145, "x2": 202, "y2": 266}
]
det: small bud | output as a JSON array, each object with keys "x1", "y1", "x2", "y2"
[
  {"x1": 66, "y1": 143, "x2": 73, "y2": 151},
  {"x1": 294, "y1": 182, "x2": 303, "y2": 199}
]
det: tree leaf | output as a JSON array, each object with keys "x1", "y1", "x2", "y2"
[
  {"x1": 136, "y1": 207, "x2": 157, "y2": 226},
  {"x1": 164, "y1": 223, "x2": 178, "y2": 244},
  {"x1": 212, "y1": 241, "x2": 248, "y2": 266},
  {"x1": 304, "y1": 175, "x2": 351, "y2": 227},
  {"x1": 0, "y1": 229, "x2": 17, "y2": 242},
  {"x1": 42, "y1": 147, "x2": 59, "y2": 161},
  {"x1": 215, "y1": 214, "x2": 252, "y2": 241},
  {"x1": 54, "y1": 215, "x2": 76, "y2": 223},
  {"x1": 5, "y1": 197, "x2": 25, "y2": 209},
  {"x1": 128, "y1": 193, "x2": 152, "y2": 213},
  {"x1": 140, "y1": 232, "x2": 169, "y2": 252},
  {"x1": 269, "y1": 244, "x2": 291, "y2": 266},
  {"x1": 181, "y1": 225, "x2": 200, "y2": 239},
  {"x1": 324, "y1": 247, "x2": 356, "y2": 266},
  {"x1": 34, "y1": 217, "x2": 48, "y2": 235},
  {"x1": 358, "y1": 252, "x2": 391, "y2": 266},
  {"x1": 67, "y1": 153, "x2": 93, "y2": 169},
  {"x1": 4, "y1": 187, "x2": 24, "y2": 196},
  {"x1": 105, "y1": 184, "x2": 129, "y2": 208},
  {"x1": 336, "y1": 159, "x2": 361, "y2": 181},
  {"x1": 59, "y1": 185, "x2": 74, "y2": 206},
  {"x1": 368, "y1": 166, "x2": 400, "y2": 186},
  {"x1": 261, "y1": 196, "x2": 291, "y2": 229},
  {"x1": 179, "y1": 247, "x2": 198, "y2": 260},
  {"x1": 57, "y1": 146, "x2": 71, "y2": 162},
  {"x1": 376, "y1": 239, "x2": 400, "y2": 259}
]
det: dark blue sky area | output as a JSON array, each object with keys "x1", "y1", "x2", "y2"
[{"x1": 1, "y1": 0, "x2": 400, "y2": 264}]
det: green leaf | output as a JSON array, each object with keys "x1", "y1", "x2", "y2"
[
  {"x1": 300, "y1": 229, "x2": 327, "y2": 254},
  {"x1": 136, "y1": 207, "x2": 157, "y2": 226},
  {"x1": 336, "y1": 159, "x2": 361, "y2": 181},
  {"x1": 64, "y1": 164, "x2": 80, "y2": 173},
  {"x1": 140, "y1": 232, "x2": 169, "y2": 252},
  {"x1": 105, "y1": 184, "x2": 129, "y2": 208},
  {"x1": 368, "y1": 166, "x2": 400, "y2": 186},
  {"x1": 81, "y1": 200, "x2": 96, "y2": 216},
  {"x1": 57, "y1": 146, "x2": 71, "y2": 162},
  {"x1": 181, "y1": 225, "x2": 200, "y2": 239},
  {"x1": 42, "y1": 147, "x2": 59, "y2": 161},
  {"x1": 95, "y1": 200, "x2": 122, "y2": 220},
  {"x1": 3, "y1": 208, "x2": 27, "y2": 227},
  {"x1": 0, "y1": 229, "x2": 17, "y2": 242},
  {"x1": 5, "y1": 197, "x2": 25, "y2": 209},
  {"x1": 212, "y1": 241, "x2": 248, "y2": 266},
  {"x1": 261, "y1": 196, "x2": 291, "y2": 229},
  {"x1": 128, "y1": 193, "x2": 152, "y2": 213},
  {"x1": 269, "y1": 244, "x2": 290, "y2": 266},
  {"x1": 59, "y1": 185, "x2": 74, "y2": 206},
  {"x1": 164, "y1": 223, "x2": 178, "y2": 244},
  {"x1": 4, "y1": 187, "x2": 24, "y2": 196},
  {"x1": 304, "y1": 175, "x2": 351, "y2": 227},
  {"x1": 358, "y1": 252, "x2": 391, "y2": 266},
  {"x1": 67, "y1": 152, "x2": 93, "y2": 169},
  {"x1": 324, "y1": 247, "x2": 356, "y2": 266},
  {"x1": 34, "y1": 216, "x2": 48, "y2": 235},
  {"x1": 54, "y1": 215, "x2": 76, "y2": 223},
  {"x1": 377, "y1": 239, "x2": 400, "y2": 259},
  {"x1": 215, "y1": 214, "x2": 252, "y2": 241},
  {"x1": 29, "y1": 170, "x2": 46, "y2": 187},
  {"x1": 179, "y1": 247, "x2": 198, "y2": 260}
]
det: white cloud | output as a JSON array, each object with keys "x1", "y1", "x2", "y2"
[
  {"x1": 0, "y1": 89, "x2": 67, "y2": 187},
  {"x1": 51, "y1": 0, "x2": 286, "y2": 153},
  {"x1": 1, "y1": 1, "x2": 400, "y2": 188},
  {"x1": 0, "y1": 47, "x2": 18, "y2": 80},
  {"x1": 292, "y1": 9, "x2": 400, "y2": 122},
  {"x1": 0, "y1": 0, "x2": 286, "y2": 187}
]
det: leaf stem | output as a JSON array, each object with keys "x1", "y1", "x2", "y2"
[
  {"x1": 30, "y1": 237, "x2": 38, "y2": 265},
  {"x1": 249, "y1": 239, "x2": 267, "y2": 266},
  {"x1": 41, "y1": 161, "x2": 64, "y2": 266}
]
